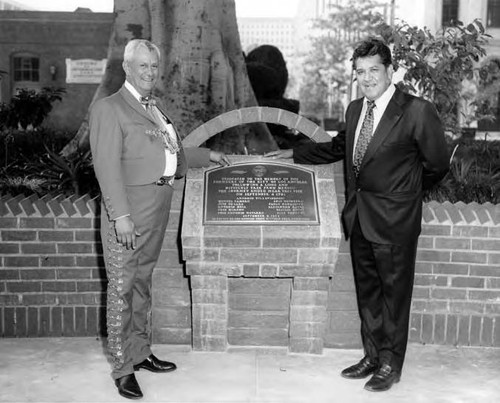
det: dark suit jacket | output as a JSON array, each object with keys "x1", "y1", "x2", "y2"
[
  {"x1": 89, "y1": 85, "x2": 210, "y2": 221},
  {"x1": 294, "y1": 88, "x2": 449, "y2": 245}
]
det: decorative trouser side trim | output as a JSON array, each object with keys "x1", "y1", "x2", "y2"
[{"x1": 105, "y1": 220, "x2": 126, "y2": 370}]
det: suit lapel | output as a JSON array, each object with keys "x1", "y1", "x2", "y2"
[
  {"x1": 155, "y1": 102, "x2": 184, "y2": 145},
  {"x1": 155, "y1": 102, "x2": 173, "y2": 124},
  {"x1": 118, "y1": 86, "x2": 156, "y2": 125},
  {"x1": 361, "y1": 90, "x2": 404, "y2": 167}
]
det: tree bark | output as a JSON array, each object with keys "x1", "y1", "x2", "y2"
[{"x1": 61, "y1": 0, "x2": 277, "y2": 157}]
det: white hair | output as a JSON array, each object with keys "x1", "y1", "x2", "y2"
[{"x1": 123, "y1": 39, "x2": 160, "y2": 63}]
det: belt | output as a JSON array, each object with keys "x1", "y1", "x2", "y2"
[{"x1": 155, "y1": 175, "x2": 175, "y2": 186}]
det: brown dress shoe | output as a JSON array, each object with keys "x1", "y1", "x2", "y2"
[
  {"x1": 341, "y1": 356, "x2": 379, "y2": 379},
  {"x1": 115, "y1": 373, "x2": 143, "y2": 400},
  {"x1": 364, "y1": 364, "x2": 401, "y2": 392},
  {"x1": 133, "y1": 354, "x2": 177, "y2": 373}
]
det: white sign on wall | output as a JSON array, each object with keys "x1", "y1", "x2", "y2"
[{"x1": 65, "y1": 58, "x2": 107, "y2": 84}]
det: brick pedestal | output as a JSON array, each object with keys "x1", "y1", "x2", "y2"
[
  {"x1": 181, "y1": 155, "x2": 341, "y2": 353},
  {"x1": 190, "y1": 275, "x2": 228, "y2": 351},
  {"x1": 289, "y1": 277, "x2": 330, "y2": 353}
]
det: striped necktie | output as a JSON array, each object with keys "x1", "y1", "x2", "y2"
[{"x1": 353, "y1": 100, "x2": 376, "y2": 176}]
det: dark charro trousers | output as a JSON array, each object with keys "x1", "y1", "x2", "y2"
[
  {"x1": 350, "y1": 215, "x2": 418, "y2": 373},
  {"x1": 101, "y1": 183, "x2": 173, "y2": 380}
]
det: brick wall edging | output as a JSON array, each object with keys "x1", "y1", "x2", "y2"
[
  {"x1": 0, "y1": 194, "x2": 99, "y2": 218},
  {"x1": 1, "y1": 193, "x2": 498, "y2": 225},
  {"x1": 423, "y1": 201, "x2": 499, "y2": 225}
]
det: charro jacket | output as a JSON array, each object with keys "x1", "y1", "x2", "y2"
[{"x1": 89, "y1": 85, "x2": 209, "y2": 221}]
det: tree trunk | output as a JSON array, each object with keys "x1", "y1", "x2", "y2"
[
  {"x1": 61, "y1": 0, "x2": 150, "y2": 157},
  {"x1": 61, "y1": 0, "x2": 277, "y2": 157}
]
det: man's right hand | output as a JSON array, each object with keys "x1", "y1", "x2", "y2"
[
  {"x1": 114, "y1": 216, "x2": 141, "y2": 250},
  {"x1": 264, "y1": 149, "x2": 293, "y2": 159}
]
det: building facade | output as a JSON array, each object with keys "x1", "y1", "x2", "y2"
[
  {"x1": 0, "y1": 9, "x2": 112, "y2": 132},
  {"x1": 0, "y1": 0, "x2": 32, "y2": 11},
  {"x1": 238, "y1": 17, "x2": 296, "y2": 59}
]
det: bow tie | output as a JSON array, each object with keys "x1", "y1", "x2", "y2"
[{"x1": 140, "y1": 96, "x2": 156, "y2": 107}]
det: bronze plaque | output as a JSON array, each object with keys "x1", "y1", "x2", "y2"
[{"x1": 203, "y1": 162, "x2": 319, "y2": 225}]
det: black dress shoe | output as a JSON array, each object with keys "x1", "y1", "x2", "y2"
[
  {"x1": 115, "y1": 373, "x2": 143, "y2": 400},
  {"x1": 341, "y1": 356, "x2": 379, "y2": 379},
  {"x1": 133, "y1": 354, "x2": 177, "y2": 373},
  {"x1": 364, "y1": 364, "x2": 401, "y2": 392}
]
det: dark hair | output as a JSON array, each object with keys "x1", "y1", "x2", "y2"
[{"x1": 352, "y1": 37, "x2": 392, "y2": 68}]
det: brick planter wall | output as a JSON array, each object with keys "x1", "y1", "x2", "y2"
[
  {"x1": 1, "y1": 186, "x2": 499, "y2": 347},
  {"x1": 328, "y1": 162, "x2": 500, "y2": 348},
  {"x1": 0, "y1": 194, "x2": 106, "y2": 337},
  {"x1": 0, "y1": 187, "x2": 188, "y2": 342},
  {"x1": 411, "y1": 201, "x2": 500, "y2": 346}
]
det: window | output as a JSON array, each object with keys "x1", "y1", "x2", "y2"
[
  {"x1": 13, "y1": 55, "x2": 39, "y2": 82},
  {"x1": 442, "y1": 0, "x2": 459, "y2": 26},
  {"x1": 488, "y1": 0, "x2": 500, "y2": 27}
]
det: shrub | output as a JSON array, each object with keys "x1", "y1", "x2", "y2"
[
  {"x1": 424, "y1": 139, "x2": 500, "y2": 204},
  {"x1": 0, "y1": 129, "x2": 498, "y2": 204},
  {"x1": 0, "y1": 87, "x2": 65, "y2": 130},
  {"x1": 377, "y1": 20, "x2": 495, "y2": 136},
  {"x1": 0, "y1": 129, "x2": 99, "y2": 197}
]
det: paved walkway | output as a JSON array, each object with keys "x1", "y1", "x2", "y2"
[{"x1": 0, "y1": 338, "x2": 499, "y2": 403}]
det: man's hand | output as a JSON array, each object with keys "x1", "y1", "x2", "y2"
[
  {"x1": 210, "y1": 151, "x2": 231, "y2": 166},
  {"x1": 114, "y1": 216, "x2": 141, "y2": 250},
  {"x1": 264, "y1": 149, "x2": 293, "y2": 159}
]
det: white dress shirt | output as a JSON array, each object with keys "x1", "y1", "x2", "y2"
[{"x1": 353, "y1": 84, "x2": 396, "y2": 159}]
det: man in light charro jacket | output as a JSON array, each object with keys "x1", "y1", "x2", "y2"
[{"x1": 90, "y1": 39, "x2": 229, "y2": 400}]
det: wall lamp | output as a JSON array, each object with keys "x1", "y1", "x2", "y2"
[{"x1": 49, "y1": 65, "x2": 57, "y2": 80}]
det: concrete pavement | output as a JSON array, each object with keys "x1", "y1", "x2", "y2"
[{"x1": 0, "y1": 338, "x2": 499, "y2": 403}]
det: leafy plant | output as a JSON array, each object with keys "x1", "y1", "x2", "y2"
[
  {"x1": 1, "y1": 127, "x2": 497, "y2": 204},
  {"x1": 0, "y1": 169, "x2": 48, "y2": 195},
  {"x1": 1, "y1": 128, "x2": 71, "y2": 167},
  {"x1": 424, "y1": 139, "x2": 500, "y2": 203},
  {"x1": 0, "y1": 130, "x2": 98, "y2": 196},
  {"x1": 0, "y1": 87, "x2": 66, "y2": 130},
  {"x1": 377, "y1": 19, "x2": 494, "y2": 135},
  {"x1": 38, "y1": 145, "x2": 95, "y2": 196}
]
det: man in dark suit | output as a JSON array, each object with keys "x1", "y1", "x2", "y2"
[
  {"x1": 266, "y1": 38, "x2": 449, "y2": 392},
  {"x1": 90, "y1": 39, "x2": 229, "y2": 400}
]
